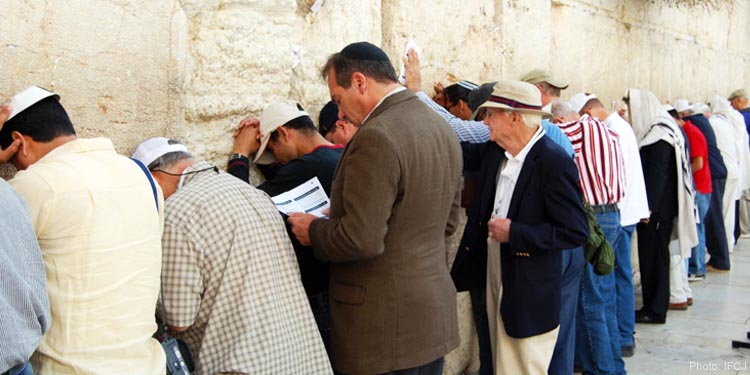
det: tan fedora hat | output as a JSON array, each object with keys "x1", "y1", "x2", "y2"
[{"x1": 473, "y1": 80, "x2": 552, "y2": 119}]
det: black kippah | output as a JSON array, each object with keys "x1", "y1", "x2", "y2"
[
  {"x1": 340, "y1": 42, "x2": 390, "y2": 62},
  {"x1": 318, "y1": 101, "x2": 339, "y2": 136}
]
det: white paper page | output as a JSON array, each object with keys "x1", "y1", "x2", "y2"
[
  {"x1": 398, "y1": 38, "x2": 423, "y2": 85},
  {"x1": 270, "y1": 176, "x2": 330, "y2": 218}
]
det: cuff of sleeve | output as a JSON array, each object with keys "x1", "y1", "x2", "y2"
[{"x1": 228, "y1": 154, "x2": 250, "y2": 168}]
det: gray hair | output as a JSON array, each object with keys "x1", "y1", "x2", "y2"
[
  {"x1": 551, "y1": 100, "x2": 577, "y2": 119},
  {"x1": 537, "y1": 82, "x2": 561, "y2": 98},
  {"x1": 148, "y1": 141, "x2": 193, "y2": 171},
  {"x1": 519, "y1": 113, "x2": 542, "y2": 129}
]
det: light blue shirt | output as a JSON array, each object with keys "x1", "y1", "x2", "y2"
[
  {"x1": 0, "y1": 179, "x2": 50, "y2": 372},
  {"x1": 416, "y1": 91, "x2": 575, "y2": 157}
]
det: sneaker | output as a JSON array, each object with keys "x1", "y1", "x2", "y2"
[
  {"x1": 688, "y1": 274, "x2": 705, "y2": 282},
  {"x1": 687, "y1": 297, "x2": 694, "y2": 306}
]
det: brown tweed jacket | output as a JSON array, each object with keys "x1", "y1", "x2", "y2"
[{"x1": 310, "y1": 89, "x2": 462, "y2": 374}]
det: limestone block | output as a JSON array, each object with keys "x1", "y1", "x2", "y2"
[{"x1": 0, "y1": 0, "x2": 182, "y2": 160}]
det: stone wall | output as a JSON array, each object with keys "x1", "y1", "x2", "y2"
[
  {"x1": 2, "y1": 0, "x2": 748, "y2": 170},
  {"x1": 1, "y1": 1, "x2": 748, "y2": 373}
]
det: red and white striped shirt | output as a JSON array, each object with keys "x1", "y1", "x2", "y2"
[{"x1": 556, "y1": 114, "x2": 626, "y2": 205}]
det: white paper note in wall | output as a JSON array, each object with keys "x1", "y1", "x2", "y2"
[{"x1": 398, "y1": 38, "x2": 423, "y2": 85}]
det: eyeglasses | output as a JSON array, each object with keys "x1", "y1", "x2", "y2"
[{"x1": 483, "y1": 109, "x2": 511, "y2": 120}]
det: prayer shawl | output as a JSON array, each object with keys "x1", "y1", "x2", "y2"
[
  {"x1": 710, "y1": 95, "x2": 750, "y2": 194},
  {"x1": 627, "y1": 89, "x2": 698, "y2": 258}
]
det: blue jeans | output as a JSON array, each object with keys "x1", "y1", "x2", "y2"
[
  {"x1": 549, "y1": 247, "x2": 584, "y2": 375},
  {"x1": 689, "y1": 192, "x2": 711, "y2": 276},
  {"x1": 614, "y1": 224, "x2": 636, "y2": 348},
  {"x1": 575, "y1": 211, "x2": 626, "y2": 375},
  {"x1": 6, "y1": 362, "x2": 33, "y2": 375}
]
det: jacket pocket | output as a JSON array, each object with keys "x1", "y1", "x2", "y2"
[{"x1": 331, "y1": 280, "x2": 367, "y2": 305}]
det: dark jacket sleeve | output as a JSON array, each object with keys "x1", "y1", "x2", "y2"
[
  {"x1": 227, "y1": 158, "x2": 250, "y2": 183},
  {"x1": 461, "y1": 142, "x2": 490, "y2": 173}
]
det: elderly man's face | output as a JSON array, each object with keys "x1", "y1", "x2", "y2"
[
  {"x1": 483, "y1": 108, "x2": 514, "y2": 146},
  {"x1": 731, "y1": 97, "x2": 748, "y2": 111}
]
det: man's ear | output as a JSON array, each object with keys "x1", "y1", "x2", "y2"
[
  {"x1": 334, "y1": 120, "x2": 347, "y2": 131},
  {"x1": 11, "y1": 131, "x2": 29, "y2": 157},
  {"x1": 352, "y1": 72, "x2": 367, "y2": 94},
  {"x1": 276, "y1": 126, "x2": 290, "y2": 142}
]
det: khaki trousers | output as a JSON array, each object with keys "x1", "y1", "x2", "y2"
[{"x1": 486, "y1": 239, "x2": 559, "y2": 375}]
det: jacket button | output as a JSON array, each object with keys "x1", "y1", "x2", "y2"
[{"x1": 464, "y1": 246, "x2": 470, "y2": 251}]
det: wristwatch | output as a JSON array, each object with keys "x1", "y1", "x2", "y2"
[{"x1": 228, "y1": 153, "x2": 249, "y2": 163}]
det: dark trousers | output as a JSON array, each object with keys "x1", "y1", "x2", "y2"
[
  {"x1": 735, "y1": 200, "x2": 741, "y2": 244},
  {"x1": 469, "y1": 289, "x2": 493, "y2": 375},
  {"x1": 705, "y1": 178, "x2": 731, "y2": 270},
  {"x1": 637, "y1": 219, "x2": 673, "y2": 320},
  {"x1": 378, "y1": 357, "x2": 444, "y2": 375},
  {"x1": 309, "y1": 292, "x2": 331, "y2": 356}
]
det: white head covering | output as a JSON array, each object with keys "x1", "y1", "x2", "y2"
[
  {"x1": 627, "y1": 89, "x2": 680, "y2": 146},
  {"x1": 710, "y1": 94, "x2": 750, "y2": 191},
  {"x1": 627, "y1": 88, "x2": 698, "y2": 257}
]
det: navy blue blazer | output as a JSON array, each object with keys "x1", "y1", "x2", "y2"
[{"x1": 451, "y1": 135, "x2": 588, "y2": 338}]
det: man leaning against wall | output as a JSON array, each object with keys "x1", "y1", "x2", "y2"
[{"x1": 0, "y1": 86, "x2": 166, "y2": 375}]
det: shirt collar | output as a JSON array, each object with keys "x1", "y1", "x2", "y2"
[
  {"x1": 39, "y1": 137, "x2": 114, "y2": 161},
  {"x1": 177, "y1": 160, "x2": 218, "y2": 190},
  {"x1": 361, "y1": 86, "x2": 407, "y2": 125},
  {"x1": 504, "y1": 125, "x2": 545, "y2": 162}
]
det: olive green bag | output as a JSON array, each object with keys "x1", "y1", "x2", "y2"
[{"x1": 582, "y1": 202, "x2": 615, "y2": 275}]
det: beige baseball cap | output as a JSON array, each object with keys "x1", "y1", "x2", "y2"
[
  {"x1": 728, "y1": 89, "x2": 747, "y2": 101},
  {"x1": 520, "y1": 69, "x2": 569, "y2": 90},
  {"x1": 254, "y1": 100, "x2": 309, "y2": 164}
]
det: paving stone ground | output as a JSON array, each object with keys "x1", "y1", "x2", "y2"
[{"x1": 626, "y1": 236, "x2": 750, "y2": 374}]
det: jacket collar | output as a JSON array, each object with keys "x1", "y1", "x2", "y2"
[{"x1": 361, "y1": 88, "x2": 412, "y2": 127}]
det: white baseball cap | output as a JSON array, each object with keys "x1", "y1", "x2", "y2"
[
  {"x1": 132, "y1": 137, "x2": 190, "y2": 168},
  {"x1": 568, "y1": 93, "x2": 597, "y2": 114},
  {"x1": 7, "y1": 86, "x2": 60, "y2": 121},
  {"x1": 254, "y1": 100, "x2": 309, "y2": 164}
]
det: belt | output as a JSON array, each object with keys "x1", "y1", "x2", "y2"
[{"x1": 591, "y1": 203, "x2": 618, "y2": 214}]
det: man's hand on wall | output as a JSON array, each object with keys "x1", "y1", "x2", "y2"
[
  {"x1": 403, "y1": 48, "x2": 423, "y2": 93},
  {"x1": 232, "y1": 117, "x2": 261, "y2": 157},
  {"x1": 432, "y1": 82, "x2": 447, "y2": 108},
  {"x1": 0, "y1": 106, "x2": 21, "y2": 163}
]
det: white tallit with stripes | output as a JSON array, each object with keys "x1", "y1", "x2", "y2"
[
  {"x1": 627, "y1": 89, "x2": 698, "y2": 258},
  {"x1": 709, "y1": 94, "x2": 750, "y2": 193}
]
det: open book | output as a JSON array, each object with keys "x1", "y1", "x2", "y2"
[{"x1": 270, "y1": 176, "x2": 330, "y2": 218}]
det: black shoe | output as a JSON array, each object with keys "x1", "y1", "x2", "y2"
[
  {"x1": 621, "y1": 342, "x2": 635, "y2": 357},
  {"x1": 635, "y1": 309, "x2": 665, "y2": 324}
]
